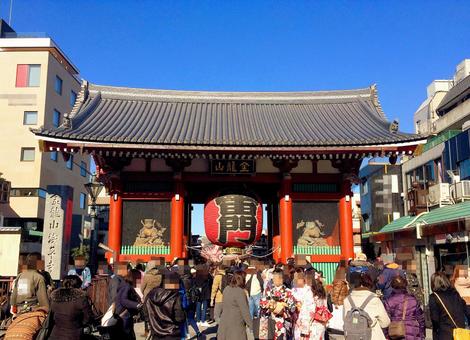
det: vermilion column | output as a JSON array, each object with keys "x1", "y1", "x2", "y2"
[
  {"x1": 279, "y1": 174, "x2": 293, "y2": 264},
  {"x1": 339, "y1": 180, "x2": 354, "y2": 260},
  {"x1": 271, "y1": 203, "x2": 281, "y2": 263},
  {"x1": 107, "y1": 193, "x2": 122, "y2": 263},
  {"x1": 170, "y1": 178, "x2": 185, "y2": 259}
]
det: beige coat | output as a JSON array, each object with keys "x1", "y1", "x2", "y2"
[
  {"x1": 343, "y1": 289, "x2": 390, "y2": 340},
  {"x1": 141, "y1": 268, "x2": 162, "y2": 299},
  {"x1": 455, "y1": 277, "x2": 470, "y2": 304},
  {"x1": 211, "y1": 270, "x2": 225, "y2": 304}
]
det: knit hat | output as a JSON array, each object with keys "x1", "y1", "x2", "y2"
[{"x1": 354, "y1": 253, "x2": 367, "y2": 262}]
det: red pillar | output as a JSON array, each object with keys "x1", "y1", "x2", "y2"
[
  {"x1": 271, "y1": 203, "x2": 281, "y2": 263},
  {"x1": 279, "y1": 174, "x2": 293, "y2": 264},
  {"x1": 170, "y1": 179, "x2": 185, "y2": 260},
  {"x1": 107, "y1": 193, "x2": 122, "y2": 263},
  {"x1": 339, "y1": 180, "x2": 354, "y2": 260}
]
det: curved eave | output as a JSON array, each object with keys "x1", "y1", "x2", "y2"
[{"x1": 34, "y1": 133, "x2": 426, "y2": 154}]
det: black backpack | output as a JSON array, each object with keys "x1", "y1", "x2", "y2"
[{"x1": 188, "y1": 285, "x2": 202, "y2": 303}]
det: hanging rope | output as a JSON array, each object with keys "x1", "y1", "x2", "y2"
[{"x1": 185, "y1": 244, "x2": 279, "y2": 260}]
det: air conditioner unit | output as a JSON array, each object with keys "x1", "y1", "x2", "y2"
[
  {"x1": 428, "y1": 183, "x2": 451, "y2": 206},
  {"x1": 453, "y1": 180, "x2": 470, "y2": 202}
]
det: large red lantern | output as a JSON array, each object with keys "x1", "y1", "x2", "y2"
[{"x1": 204, "y1": 192, "x2": 263, "y2": 248}]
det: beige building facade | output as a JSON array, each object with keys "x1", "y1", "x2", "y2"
[{"x1": 0, "y1": 21, "x2": 89, "y2": 252}]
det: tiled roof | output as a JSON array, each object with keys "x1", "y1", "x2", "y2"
[
  {"x1": 34, "y1": 82, "x2": 422, "y2": 148},
  {"x1": 437, "y1": 74, "x2": 470, "y2": 115}
]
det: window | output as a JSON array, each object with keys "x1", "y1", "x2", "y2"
[
  {"x1": 0, "y1": 180, "x2": 11, "y2": 203},
  {"x1": 80, "y1": 193, "x2": 87, "y2": 209},
  {"x1": 20, "y1": 148, "x2": 35, "y2": 161},
  {"x1": 425, "y1": 160, "x2": 436, "y2": 184},
  {"x1": 10, "y1": 188, "x2": 47, "y2": 198},
  {"x1": 66, "y1": 155, "x2": 73, "y2": 170},
  {"x1": 54, "y1": 76, "x2": 63, "y2": 95},
  {"x1": 460, "y1": 158, "x2": 470, "y2": 180},
  {"x1": 50, "y1": 151, "x2": 58, "y2": 162},
  {"x1": 70, "y1": 90, "x2": 77, "y2": 107},
  {"x1": 23, "y1": 111, "x2": 38, "y2": 125},
  {"x1": 80, "y1": 161, "x2": 87, "y2": 177},
  {"x1": 53, "y1": 109, "x2": 61, "y2": 128},
  {"x1": 16, "y1": 64, "x2": 41, "y2": 87}
]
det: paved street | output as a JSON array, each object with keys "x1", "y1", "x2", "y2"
[{"x1": 134, "y1": 322, "x2": 433, "y2": 340}]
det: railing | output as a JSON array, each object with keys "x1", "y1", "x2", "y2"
[{"x1": 87, "y1": 276, "x2": 110, "y2": 316}]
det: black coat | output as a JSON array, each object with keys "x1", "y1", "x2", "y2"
[
  {"x1": 195, "y1": 276, "x2": 212, "y2": 301},
  {"x1": 429, "y1": 289, "x2": 470, "y2": 340},
  {"x1": 48, "y1": 288, "x2": 93, "y2": 340},
  {"x1": 145, "y1": 287, "x2": 185, "y2": 340},
  {"x1": 107, "y1": 275, "x2": 124, "y2": 308},
  {"x1": 115, "y1": 280, "x2": 141, "y2": 338}
]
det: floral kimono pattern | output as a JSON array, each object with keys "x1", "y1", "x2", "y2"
[
  {"x1": 260, "y1": 284, "x2": 297, "y2": 340},
  {"x1": 308, "y1": 296, "x2": 327, "y2": 340},
  {"x1": 292, "y1": 286, "x2": 315, "y2": 340}
]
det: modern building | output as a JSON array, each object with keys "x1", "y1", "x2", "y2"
[
  {"x1": 370, "y1": 59, "x2": 470, "y2": 302},
  {"x1": 359, "y1": 162, "x2": 404, "y2": 259},
  {"x1": 0, "y1": 20, "x2": 90, "y2": 254}
]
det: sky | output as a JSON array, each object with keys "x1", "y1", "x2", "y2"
[{"x1": 2, "y1": 1, "x2": 469, "y2": 235}]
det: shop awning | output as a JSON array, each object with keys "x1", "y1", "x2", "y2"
[
  {"x1": 379, "y1": 215, "x2": 415, "y2": 233},
  {"x1": 377, "y1": 201, "x2": 470, "y2": 234}
]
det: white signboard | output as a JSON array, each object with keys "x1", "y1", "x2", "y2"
[
  {"x1": 0, "y1": 228, "x2": 21, "y2": 276},
  {"x1": 41, "y1": 186, "x2": 73, "y2": 280}
]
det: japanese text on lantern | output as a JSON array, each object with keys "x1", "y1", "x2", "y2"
[{"x1": 215, "y1": 195, "x2": 258, "y2": 244}]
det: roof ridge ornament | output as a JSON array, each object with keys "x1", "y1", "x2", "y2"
[
  {"x1": 370, "y1": 84, "x2": 386, "y2": 119},
  {"x1": 389, "y1": 119, "x2": 399, "y2": 133},
  {"x1": 63, "y1": 80, "x2": 89, "y2": 128}
]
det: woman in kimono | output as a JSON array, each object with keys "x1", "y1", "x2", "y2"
[
  {"x1": 292, "y1": 271, "x2": 315, "y2": 340},
  {"x1": 260, "y1": 269, "x2": 297, "y2": 340},
  {"x1": 309, "y1": 278, "x2": 329, "y2": 340}
]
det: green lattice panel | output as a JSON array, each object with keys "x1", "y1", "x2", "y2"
[
  {"x1": 293, "y1": 246, "x2": 341, "y2": 255},
  {"x1": 120, "y1": 245, "x2": 170, "y2": 255},
  {"x1": 310, "y1": 262, "x2": 338, "y2": 284}
]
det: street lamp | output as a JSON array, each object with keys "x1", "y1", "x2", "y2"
[{"x1": 84, "y1": 174, "x2": 103, "y2": 273}]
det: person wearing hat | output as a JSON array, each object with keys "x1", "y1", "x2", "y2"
[{"x1": 346, "y1": 253, "x2": 378, "y2": 288}]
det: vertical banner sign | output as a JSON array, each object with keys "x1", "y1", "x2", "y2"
[{"x1": 41, "y1": 186, "x2": 74, "y2": 280}]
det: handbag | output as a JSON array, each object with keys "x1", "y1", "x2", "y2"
[
  {"x1": 388, "y1": 297, "x2": 407, "y2": 339},
  {"x1": 313, "y1": 305, "x2": 333, "y2": 324},
  {"x1": 35, "y1": 311, "x2": 54, "y2": 340},
  {"x1": 101, "y1": 303, "x2": 128, "y2": 328},
  {"x1": 434, "y1": 293, "x2": 470, "y2": 340}
]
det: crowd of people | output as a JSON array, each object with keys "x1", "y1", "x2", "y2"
[{"x1": 2, "y1": 252, "x2": 470, "y2": 340}]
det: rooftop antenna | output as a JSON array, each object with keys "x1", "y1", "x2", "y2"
[{"x1": 8, "y1": 0, "x2": 13, "y2": 25}]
